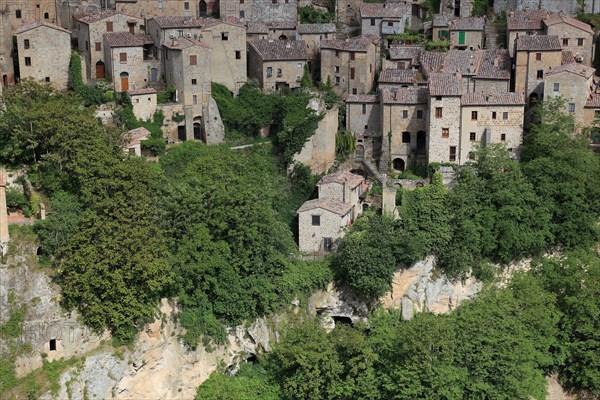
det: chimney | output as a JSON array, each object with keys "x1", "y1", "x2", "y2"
[{"x1": 0, "y1": 168, "x2": 9, "y2": 256}]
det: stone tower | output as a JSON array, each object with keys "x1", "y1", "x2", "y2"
[{"x1": 0, "y1": 168, "x2": 9, "y2": 256}]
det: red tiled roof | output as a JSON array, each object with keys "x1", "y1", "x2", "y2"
[
  {"x1": 321, "y1": 36, "x2": 374, "y2": 52},
  {"x1": 461, "y1": 92, "x2": 525, "y2": 106},
  {"x1": 126, "y1": 127, "x2": 151, "y2": 146},
  {"x1": 246, "y1": 22, "x2": 268, "y2": 34},
  {"x1": 344, "y1": 94, "x2": 379, "y2": 103},
  {"x1": 450, "y1": 16, "x2": 485, "y2": 31},
  {"x1": 585, "y1": 92, "x2": 600, "y2": 108},
  {"x1": 428, "y1": 73, "x2": 462, "y2": 96},
  {"x1": 297, "y1": 198, "x2": 352, "y2": 216},
  {"x1": 249, "y1": 39, "x2": 307, "y2": 60},
  {"x1": 546, "y1": 63, "x2": 596, "y2": 78},
  {"x1": 507, "y1": 9, "x2": 548, "y2": 31},
  {"x1": 432, "y1": 14, "x2": 452, "y2": 28},
  {"x1": 78, "y1": 10, "x2": 141, "y2": 24},
  {"x1": 378, "y1": 69, "x2": 421, "y2": 84},
  {"x1": 318, "y1": 171, "x2": 364, "y2": 188},
  {"x1": 562, "y1": 50, "x2": 576, "y2": 65},
  {"x1": 544, "y1": 14, "x2": 594, "y2": 34},
  {"x1": 360, "y1": 3, "x2": 409, "y2": 19},
  {"x1": 104, "y1": 32, "x2": 144, "y2": 47},
  {"x1": 475, "y1": 49, "x2": 511, "y2": 80},
  {"x1": 388, "y1": 45, "x2": 422, "y2": 62},
  {"x1": 15, "y1": 20, "x2": 71, "y2": 35},
  {"x1": 516, "y1": 35, "x2": 561, "y2": 51},
  {"x1": 380, "y1": 86, "x2": 428, "y2": 104},
  {"x1": 150, "y1": 16, "x2": 204, "y2": 29}
]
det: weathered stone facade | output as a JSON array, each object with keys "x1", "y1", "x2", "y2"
[
  {"x1": 16, "y1": 21, "x2": 71, "y2": 90},
  {"x1": 359, "y1": 3, "x2": 409, "y2": 37},
  {"x1": 544, "y1": 14, "x2": 594, "y2": 66},
  {"x1": 129, "y1": 87, "x2": 157, "y2": 121},
  {"x1": 427, "y1": 73, "x2": 462, "y2": 164},
  {"x1": 78, "y1": 10, "x2": 144, "y2": 80},
  {"x1": 0, "y1": 11, "x2": 15, "y2": 88},
  {"x1": 0, "y1": 168, "x2": 8, "y2": 256},
  {"x1": 514, "y1": 35, "x2": 562, "y2": 101},
  {"x1": 345, "y1": 94, "x2": 381, "y2": 161},
  {"x1": 297, "y1": 199, "x2": 352, "y2": 254},
  {"x1": 220, "y1": 0, "x2": 297, "y2": 23},
  {"x1": 4, "y1": 0, "x2": 58, "y2": 31},
  {"x1": 248, "y1": 39, "x2": 307, "y2": 91},
  {"x1": 103, "y1": 32, "x2": 147, "y2": 92},
  {"x1": 439, "y1": 0, "x2": 472, "y2": 18},
  {"x1": 297, "y1": 23, "x2": 336, "y2": 64},
  {"x1": 115, "y1": 0, "x2": 219, "y2": 19},
  {"x1": 495, "y1": 0, "x2": 600, "y2": 17},
  {"x1": 317, "y1": 171, "x2": 365, "y2": 217},
  {"x1": 432, "y1": 15, "x2": 485, "y2": 50}
]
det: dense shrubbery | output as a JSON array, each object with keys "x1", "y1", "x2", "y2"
[
  {"x1": 114, "y1": 95, "x2": 166, "y2": 155},
  {"x1": 298, "y1": 6, "x2": 334, "y2": 23},
  {"x1": 69, "y1": 52, "x2": 109, "y2": 106}
]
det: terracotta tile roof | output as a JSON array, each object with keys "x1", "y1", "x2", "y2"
[
  {"x1": 475, "y1": 49, "x2": 511, "y2": 80},
  {"x1": 507, "y1": 9, "x2": 548, "y2": 31},
  {"x1": 444, "y1": 50, "x2": 482, "y2": 75},
  {"x1": 544, "y1": 14, "x2": 594, "y2": 34},
  {"x1": 562, "y1": 50, "x2": 576, "y2": 64},
  {"x1": 389, "y1": 45, "x2": 423, "y2": 63},
  {"x1": 515, "y1": 35, "x2": 561, "y2": 51},
  {"x1": 77, "y1": 9, "x2": 118, "y2": 24},
  {"x1": 363, "y1": 33, "x2": 382, "y2": 45},
  {"x1": 150, "y1": 16, "x2": 204, "y2": 29},
  {"x1": 380, "y1": 86, "x2": 428, "y2": 104},
  {"x1": 246, "y1": 22, "x2": 268, "y2": 34},
  {"x1": 199, "y1": 17, "x2": 246, "y2": 29},
  {"x1": 15, "y1": 20, "x2": 71, "y2": 35},
  {"x1": 266, "y1": 21, "x2": 297, "y2": 30},
  {"x1": 298, "y1": 23, "x2": 336, "y2": 34},
  {"x1": 461, "y1": 92, "x2": 526, "y2": 106},
  {"x1": 126, "y1": 127, "x2": 151, "y2": 146},
  {"x1": 162, "y1": 37, "x2": 211, "y2": 50},
  {"x1": 318, "y1": 171, "x2": 365, "y2": 189},
  {"x1": 585, "y1": 92, "x2": 600, "y2": 108},
  {"x1": 450, "y1": 16, "x2": 485, "y2": 31},
  {"x1": 344, "y1": 94, "x2": 379, "y2": 103},
  {"x1": 379, "y1": 68, "x2": 421, "y2": 84},
  {"x1": 321, "y1": 36, "x2": 374, "y2": 52},
  {"x1": 546, "y1": 63, "x2": 596, "y2": 78},
  {"x1": 297, "y1": 198, "x2": 352, "y2": 216},
  {"x1": 432, "y1": 14, "x2": 452, "y2": 28},
  {"x1": 428, "y1": 73, "x2": 462, "y2": 96},
  {"x1": 249, "y1": 39, "x2": 307, "y2": 60},
  {"x1": 360, "y1": 3, "x2": 409, "y2": 19},
  {"x1": 128, "y1": 88, "x2": 157, "y2": 95},
  {"x1": 104, "y1": 32, "x2": 144, "y2": 47}
]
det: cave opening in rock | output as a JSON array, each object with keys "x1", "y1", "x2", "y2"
[
  {"x1": 246, "y1": 355, "x2": 258, "y2": 364},
  {"x1": 332, "y1": 316, "x2": 353, "y2": 325},
  {"x1": 49, "y1": 339, "x2": 56, "y2": 351}
]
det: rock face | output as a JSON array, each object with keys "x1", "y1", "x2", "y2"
[
  {"x1": 307, "y1": 283, "x2": 370, "y2": 330},
  {"x1": 381, "y1": 257, "x2": 484, "y2": 316}
]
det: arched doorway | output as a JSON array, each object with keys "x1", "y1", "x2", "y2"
[
  {"x1": 393, "y1": 158, "x2": 405, "y2": 172},
  {"x1": 193, "y1": 117, "x2": 206, "y2": 142},
  {"x1": 279, "y1": 34, "x2": 287, "y2": 40},
  {"x1": 529, "y1": 92, "x2": 539, "y2": 107},
  {"x1": 198, "y1": 0, "x2": 207, "y2": 17},
  {"x1": 356, "y1": 144, "x2": 364, "y2": 158},
  {"x1": 120, "y1": 72, "x2": 129, "y2": 91},
  {"x1": 416, "y1": 131, "x2": 426, "y2": 154},
  {"x1": 96, "y1": 61, "x2": 105, "y2": 79}
]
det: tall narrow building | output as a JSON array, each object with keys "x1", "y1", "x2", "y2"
[{"x1": 0, "y1": 168, "x2": 9, "y2": 256}]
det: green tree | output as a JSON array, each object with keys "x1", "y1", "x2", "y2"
[
  {"x1": 196, "y1": 364, "x2": 281, "y2": 400},
  {"x1": 33, "y1": 192, "x2": 81, "y2": 257}
]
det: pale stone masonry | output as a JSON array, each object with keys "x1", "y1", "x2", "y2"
[
  {"x1": 317, "y1": 172, "x2": 365, "y2": 218},
  {"x1": 248, "y1": 39, "x2": 308, "y2": 91},
  {"x1": 129, "y1": 87, "x2": 157, "y2": 121},
  {"x1": 320, "y1": 35, "x2": 378, "y2": 96},
  {"x1": 6, "y1": 0, "x2": 58, "y2": 32},
  {"x1": 103, "y1": 32, "x2": 147, "y2": 92},
  {"x1": 78, "y1": 10, "x2": 145, "y2": 80},
  {"x1": 359, "y1": 3, "x2": 410, "y2": 37},
  {"x1": 220, "y1": 0, "x2": 297, "y2": 24},
  {"x1": 15, "y1": 21, "x2": 71, "y2": 90},
  {"x1": 0, "y1": 12, "x2": 15, "y2": 88},
  {"x1": 297, "y1": 23, "x2": 336, "y2": 65},
  {"x1": 427, "y1": 73, "x2": 462, "y2": 164},
  {"x1": 115, "y1": 0, "x2": 219, "y2": 19},
  {"x1": 0, "y1": 168, "x2": 8, "y2": 256},
  {"x1": 514, "y1": 35, "x2": 562, "y2": 102},
  {"x1": 432, "y1": 15, "x2": 485, "y2": 50},
  {"x1": 344, "y1": 94, "x2": 381, "y2": 160}
]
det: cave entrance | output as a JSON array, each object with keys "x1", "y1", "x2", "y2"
[
  {"x1": 332, "y1": 316, "x2": 353, "y2": 325},
  {"x1": 49, "y1": 339, "x2": 57, "y2": 351}
]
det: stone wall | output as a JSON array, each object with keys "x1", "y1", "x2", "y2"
[
  {"x1": 473, "y1": 78, "x2": 510, "y2": 93},
  {"x1": 544, "y1": 72, "x2": 593, "y2": 128},
  {"x1": 449, "y1": 29, "x2": 484, "y2": 50},
  {"x1": 382, "y1": 102, "x2": 427, "y2": 172},
  {"x1": 546, "y1": 23, "x2": 594, "y2": 66},
  {"x1": 514, "y1": 49, "x2": 562, "y2": 100},
  {"x1": 346, "y1": 100, "x2": 381, "y2": 141},
  {"x1": 5, "y1": 0, "x2": 58, "y2": 31},
  {"x1": 298, "y1": 208, "x2": 350, "y2": 253},
  {"x1": 321, "y1": 44, "x2": 376, "y2": 96},
  {"x1": 201, "y1": 22, "x2": 247, "y2": 93},
  {"x1": 104, "y1": 44, "x2": 145, "y2": 92},
  {"x1": 427, "y1": 95, "x2": 461, "y2": 163},
  {"x1": 494, "y1": 0, "x2": 600, "y2": 16},
  {"x1": 248, "y1": 48, "x2": 306, "y2": 91},
  {"x1": 131, "y1": 92, "x2": 157, "y2": 121},
  {"x1": 17, "y1": 25, "x2": 71, "y2": 90},
  {"x1": 220, "y1": 0, "x2": 297, "y2": 23},
  {"x1": 157, "y1": 102, "x2": 185, "y2": 142},
  {"x1": 0, "y1": 11, "x2": 15, "y2": 88}
]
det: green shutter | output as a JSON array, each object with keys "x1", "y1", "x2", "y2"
[{"x1": 458, "y1": 31, "x2": 465, "y2": 45}]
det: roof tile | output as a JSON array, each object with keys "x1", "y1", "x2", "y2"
[
  {"x1": 298, "y1": 23, "x2": 336, "y2": 34},
  {"x1": 515, "y1": 35, "x2": 561, "y2": 51},
  {"x1": 297, "y1": 198, "x2": 353, "y2": 216},
  {"x1": 104, "y1": 32, "x2": 144, "y2": 47},
  {"x1": 249, "y1": 39, "x2": 307, "y2": 60},
  {"x1": 461, "y1": 92, "x2": 526, "y2": 106},
  {"x1": 360, "y1": 3, "x2": 409, "y2": 18},
  {"x1": 428, "y1": 73, "x2": 462, "y2": 96},
  {"x1": 380, "y1": 86, "x2": 428, "y2": 104}
]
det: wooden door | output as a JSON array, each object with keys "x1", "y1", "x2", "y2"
[
  {"x1": 121, "y1": 76, "x2": 129, "y2": 91},
  {"x1": 95, "y1": 62, "x2": 105, "y2": 79}
]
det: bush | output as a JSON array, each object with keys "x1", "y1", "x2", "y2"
[
  {"x1": 5, "y1": 187, "x2": 27, "y2": 209},
  {"x1": 157, "y1": 86, "x2": 176, "y2": 103}
]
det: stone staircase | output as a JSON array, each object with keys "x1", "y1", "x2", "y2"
[{"x1": 484, "y1": 19, "x2": 500, "y2": 50}]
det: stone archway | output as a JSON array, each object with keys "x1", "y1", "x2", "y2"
[
  {"x1": 393, "y1": 157, "x2": 405, "y2": 172},
  {"x1": 96, "y1": 61, "x2": 105, "y2": 79},
  {"x1": 193, "y1": 116, "x2": 206, "y2": 143},
  {"x1": 199, "y1": 0, "x2": 207, "y2": 17}
]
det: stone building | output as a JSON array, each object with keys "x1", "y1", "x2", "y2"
[
  {"x1": 246, "y1": 21, "x2": 269, "y2": 41},
  {"x1": 359, "y1": 3, "x2": 410, "y2": 37},
  {"x1": 163, "y1": 36, "x2": 223, "y2": 144},
  {"x1": 129, "y1": 87, "x2": 157, "y2": 120},
  {"x1": 344, "y1": 94, "x2": 381, "y2": 160},
  {"x1": 0, "y1": 11, "x2": 15, "y2": 88},
  {"x1": 472, "y1": 49, "x2": 511, "y2": 93},
  {"x1": 378, "y1": 68, "x2": 426, "y2": 89},
  {"x1": 432, "y1": 15, "x2": 485, "y2": 50},
  {"x1": 78, "y1": 10, "x2": 145, "y2": 80},
  {"x1": 0, "y1": 168, "x2": 8, "y2": 256},
  {"x1": 506, "y1": 10, "x2": 549, "y2": 57},
  {"x1": 248, "y1": 39, "x2": 307, "y2": 91},
  {"x1": 220, "y1": 0, "x2": 297, "y2": 24},
  {"x1": 320, "y1": 36, "x2": 378, "y2": 96},
  {"x1": 459, "y1": 93, "x2": 526, "y2": 162},
  {"x1": 544, "y1": 63, "x2": 596, "y2": 127},
  {"x1": 513, "y1": 35, "x2": 562, "y2": 103},
  {"x1": 15, "y1": 21, "x2": 71, "y2": 90},
  {"x1": 4, "y1": 0, "x2": 58, "y2": 32},
  {"x1": 495, "y1": 0, "x2": 600, "y2": 17},
  {"x1": 317, "y1": 171, "x2": 365, "y2": 217},
  {"x1": 439, "y1": 0, "x2": 472, "y2": 18},
  {"x1": 115, "y1": 0, "x2": 219, "y2": 19},
  {"x1": 336, "y1": 0, "x2": 361, "y2": 26},
  {"x1": 297, "y1": 198, "x2": 352, "y2": 254},
  {"x1": 380, "y1": 86, "x2": 429, "y2": 173},
  {"x1": 124, "y1": 126, "x2": 151, "y2": 156},
  {"x1": 103, "y1": 32, "x2": 147, "y2": 92},
  {"x1": 297, "y1": 23, "x2": 336, "y2": 67},
  {"x1": 427, "y1": 73, "x2": 462, "y2": 164},
  {"x1": 543, "y1": 13, "x2": 594, "y2": 66},
  {"x1": 387, "y1": 45, "x2": 422, "y2": 70}
]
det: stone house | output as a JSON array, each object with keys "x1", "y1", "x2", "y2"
[
  {"x1": 472, "y1": 49, "x2": 511, "y2": 93},
  {"x1": 115, "y1": 0, "x2": 219, "y2": 19},
  {"x1": 427, "y1": 73, "x2": 462, "y2": 164},
  {"x1": 246, "y1": 22, "x2": 269, "y2": 41},
  {"x1": 432, "y1": 14, "x2": 452, "y2": 42},
  {"x1": 378, "y1": 68, "x2": 426, "y2": 89},
  {"x1": 264, "y1": 21, "x2": 297, "y2": 41},
  {"x1": 543, "y1": 13, "x2": 594, "y2": 66},
  {"x1": 496, "y1": 0, "x2": 600, "y2": 16},
  {"x1": 78, "y1": 10, "x2": 145, "y2": 80},
  {"x1": 432, "y1": 15, "x2": 485, "y2": 49},
  {"x1": 1, "y1": 12, "x2": 15, "y2": 88},
  {"x1": 129, "y1": 87, "x2": 157, "y2": 120},
  {"x1": 317, "y1": 171, "x2": 365, "y2": 216},
  {"x1": 6, "y1": 0, "x2": 58, "y2": 32},
  {"x1": 320, "y1": 36, "x2": 378, "y2": 96},
  {"x1": 220, "y1": 0, "x2": 297, "y2": 24},
  {"x1": 439, "y1": 0, "x2": 472, "y2": 19},
  {"x1": 380, "y1": 86, "x2": 429, "y2": 173},
  {"x1": 15, "y1": 21, "x2": 71, "y2": 90},
  {"x1": 124, "y1": 126, "x2": 151, "y2": 156},
  {"x1": 248, "y1": 39, "x2": 307, "y2": 91},
  {"x1": 297, "y1": 198, "x2": 353, "y2": 254},
  {"x1": 297, "y1": 23, "x2": 336, "y2": 67},
  {"x1": 163, "y1": 36, "x2": 223, "y2": 144},
  {"x1": 459, "y1": 93, "x2": 526, "y2": 162},
  {"x1": 513, "y1": 35, "x2": 562, "y2": 103},
  {"x1": 103, "y1": 32, "x2": 148, "y2": 92},
  {"x1": 360, "y1": 3, "x2": 410, "y2": 37},
  {"x1": 387, "y1": 45, "x2": 422, "y2": 70},
  {"x1": 344, "y1": 94, "x2": 381, "y2": 160},
  {"x1": 544, "y1": 63, "x2": 596, "y2": 127},
  {"x1": 506, "y1": 9, "x2": 549, "y2": 57}
]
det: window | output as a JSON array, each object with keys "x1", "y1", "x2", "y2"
[
  {"x1": 470, "y1": 132, "x2": 476, "y2": 141},
  {"x1": 535, "y1": 52, "x2": 541, "y2": 61},
  {"x1": 277, "y1": 68, "x2": 282, "y2": 77},
  {"x1": 106, "y1": 21, "x2": 113, "y2": 32},
  {"x1": 503, "y1": 112, "x2": 508, "y2": 120},
  {"x1": 402, "y1": 110, "x2": 408, "y2": 119},
  {"x1": 120, "y1": 52, "x2": 127, "y2": 63},
  {"x1": 43, "y1": 12, "x2": 49, "y2": 19},
  {"x1": 240, "y1": 10, "x2": 245, "y2": 17},
  {"x1": 15, "y1": 9, "x2": 22, "y2": 18},
  {"x1": 324, "y1": 237, "x2": 333, "y2": 252},
  {"x1": 266, "y1": 67, "x2": 272, "y2": 77},
  {"x1": 191, "y1": 78, "x2": 197, "y2": 85},
  {"x1": 25, "y1": 57, "x2": 31, "y2": 66},
  {"x1": 435, "y1": 107, "x2": 442, "y2": 118},
  {"x1": 221, "y1": 32, "x2": 229, "y2": 40},
  {"x1": 297, "y1": 62, "x2": 302, "y2": 68},
  {"x1": 449, "y1": 146, "x2": 457, "y2": 161},
  {"x1": 240, "y1": 0, "x2": 244, "y2": 3},
  {"x1": 184, "y1": 1, "x2": 190, "y2": 10},
  {"x1": 312, "y1": 215, "x2": 320, "y2": 226},
  {"x1": 578, "y1": 38, "x2": 584, "y2": 46},
  {"x1": 562, "y1": 38, "x2": 569, "y2": 46},
  {"x1": 335, "y1": 50, "x2": 339, "y2": 57},
  {"x1": 193, "y1": 95, "x2": 197, "y2": 104},
  {"x1": 568, "y1": 103, "x2": 575, "y2": 113},
  {"x1": 24, "y1": 39, "x2": 30, "y2": 49},
  {"x1": 352, "y1": 88, "x2": 357, "y2": 94},
  {"x1": 442, "y1": 128, "x2": 449, "y2": 138},
  {"x1": 536, "y1": 70, "x2": 544, "y2": 79},
  {"x1": 416, "y1": 110, "x2": 423, "y2": 119},
  {"x1": 335, "y1": 76, "x2": 340, "y2": 84},
  {"x1": 350, "y1": 52, "x2": 355, "y2": 60},
  {"x1": 272, "y1": 0, "x2": 277, "y2": 4},
  {"x1": 387, "y1": 21, "x2": 393, "y2": 27},
  {"x1": 95, "y1": 42, "x2": 101, "y2": 51},
  {"x1": 335, "y1": 66, "x2": 340, "y2": 73},
  {"x1": 553, "y1": 82, "x2": 560, "y2": 92},
  {"x1": 190, "y1": 55, "x2": 197, "y2": 65},
  {"x1": 500, "y1": 133, "x2": 506, "y2": 142},
  {"x1": 350, "y1": 67, "x2": 355, "y2": 79},
  {"x1": 471, "y1": 111, "x2": 478, "y2": 120},
  {"x1": 402, "y1": 132, "x2": 411, "y2": 143},
  {"x1": 364, "y1": 124, "x2": 368, "y2": 129},
  {"x1": 85, "y1": 41, "x2": 88, "y2": 50},
  {"x1": 362, "y1": 104, "x2": 366, "y2": 114},
  {"x1": 492, "y1": 111, "x2": 497, "y2": 119},
  {"x1": 235, "y1": 50, "x2": 241, "y2": 59},
  {"x1": 435, "y1": 96, "x2": 442, "y2": 101},
  {"x1": 45, "y1": 77, "x2": 50, "y2": 82},
  {"x1": 370, "y1": 18, "x2": 375, "y2": 26}
]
